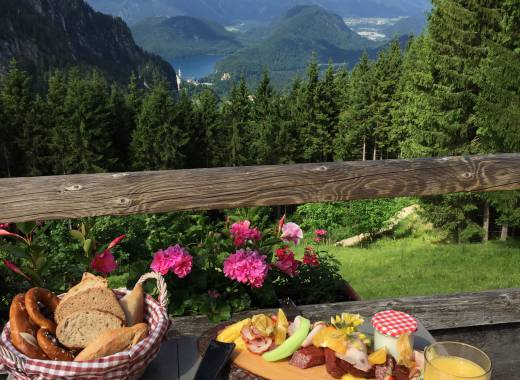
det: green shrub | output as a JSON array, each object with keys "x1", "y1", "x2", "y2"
[{"x1": 295, "y1": 198, "x2": 413, "y2": 240}]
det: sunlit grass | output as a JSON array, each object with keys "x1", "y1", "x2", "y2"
[{"x1": 297, "y1": 214, "x2": 520, "y2": 300}]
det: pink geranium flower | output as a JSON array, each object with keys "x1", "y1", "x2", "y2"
[
  {"x1": 314, "y1": 237, "x2": 321, "y2": 243},
  {"x1": 223, "y1": 249, "x2": 268, "y2": 288},
  {"x1": 91, "y1": 250, "x2": 118, "y2": 274},
  {"x1": 274, "y1": 247, "x2": 300, "y2": 277},
  {"x1": 315, "y1": 229, "x2": 328, "y2": 236},
  {"x1": 0, "y1": 223, "x2": 10, "y2": 229},
  {"x1": 281, "y1": 222, "x2": 303, "y2": 245},
  {"x1": 2, "y1": 259, "x2": 32, "y2": 282},
  {"x1": 230, "y1": 220, "x2": 262, "y2": 247},
  {"x1": 150, "y1": 244, "x2": 193, "y2": 278}
]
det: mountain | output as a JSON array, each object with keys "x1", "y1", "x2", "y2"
[
  {"x1": 131, "y1": 16, "x2": 242, "y2": 60},
  {"x1": 85, "y1": 0, "x2": 431, "y2": 26},
  {"x1": 0, "y1": 0, "x2": 177, "y2": 87},
  {"x1": 214, "y1": 5, "x2": 377, "y2": 85}
]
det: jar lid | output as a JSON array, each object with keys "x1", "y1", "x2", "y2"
[{"x1": 371, "y1": 310, "x2": 417, "y2": 337}]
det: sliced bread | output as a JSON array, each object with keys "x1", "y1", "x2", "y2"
[
  {"x1": 61, "y1": 272, "x2": 108, "y2": 303},
  {"x1": 55, "y1": 287, "x2": 126, "y2": 325},
  {"x1": 56, "y1": 309, "x2": 124, "y2": 348},
  {"x1": 74, "y1": 323, "x2": 149, "y2": 361}
]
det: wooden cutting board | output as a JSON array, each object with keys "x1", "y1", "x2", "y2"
[{"x1": 232, "y1": 348, "x2": 337, "y2": 380}]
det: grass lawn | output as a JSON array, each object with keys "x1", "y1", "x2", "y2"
[{"x1": 325, "y1": 237, "x2": 520, "y2": 300}]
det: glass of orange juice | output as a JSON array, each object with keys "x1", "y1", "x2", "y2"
[{"x1": 424, "y1": 342, "x2": 492, "y2": 380}]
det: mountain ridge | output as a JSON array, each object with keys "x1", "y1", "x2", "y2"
[
  {"x1": 131, "y1": 16, "x2": 242, "y2": 60},
  {"x1": 215, "y1": 5, "x2": 378, "y2": 84},
  {"x1": 0, "y1": 0, "x2": 177, "y2": 87},
  {"x1": 85, "y1": 0, "x2": 431, "y2": 26}
]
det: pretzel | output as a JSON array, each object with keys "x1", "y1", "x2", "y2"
[
  {"x1": 25, "y1": 288, "x2": 60, "y2": 333},
  {"x1": 9, "y1": 294, "x2": 48, "y2": 359},
  {"x1": 37, "y1": 328, "x2": 75, "y2": 361}
]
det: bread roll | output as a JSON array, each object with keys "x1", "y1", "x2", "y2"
[
  {"x1": 55, "y1": 287, "x2": 126, "y2": 325},
  {"x1": 74, "y1": 323, "x2": 149, "y2": 361},
  {"x1": 56, "y1": 309, "x2": 124, "y2": 348},
  {"x1": 119, "y1": 284, "x2": 144, "y2": 326}
]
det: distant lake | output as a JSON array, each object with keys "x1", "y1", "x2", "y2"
[{"x1": 169, "y1": 55, "x2": 224, "y2": 80}]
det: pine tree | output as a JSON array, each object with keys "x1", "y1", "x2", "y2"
[
  {"x1": 251, "y1": 69, "x2": 276, "y2": 164},
  {"x1": 0, "y1": 60, "x2": 31, "y2": 177},
  {"x1": 108, "y1": 84, "x2": 134, "y2": 170},
  {"x1": 300, "y1": 55, "x2": 322, "y2": 162},
  {"x1": 401, "y1": 0, "x2": 503, "y2": 157},
  {"x1": 334, "y1": 52, "x2": 373, "y2": 161},
  {"x1": 54, "y1": 69, "x2": 116, "y2": 174},
  {"x1": 475, "y1": 0, "x2": 520, "y2": 239},
  {"x1": 222, "y1": 76, "x2": 252, "y2": 166},
  {"x1": 276, "y1": 77, "x2": 305, "y2": 164},
  {"x1": 176, "y1": 90, "x2": 199, "y2": 168},
  {"x1": 315, "y1": 61, "x2": 340, "y2": 162},
  {"x1": 17, "y1": 95, "x2": 52, "y2": 176},
  {"x1": 370, "y1": 40, "x2": 402, "y2": 159},
  {"x1": 193, "y1": 89, "x2": 225, "y2": 167},
  {"x1": 131, "y1": 80, "x2": 187, "y2": 170}
]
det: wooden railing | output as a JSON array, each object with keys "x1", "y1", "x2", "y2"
[{"x1": 1, "y1": 154, "x2": 520, "y2": 222}]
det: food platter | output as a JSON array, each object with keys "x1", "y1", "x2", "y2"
[
  {"x1": 234, "y1": 320, "x2": 433, "y2": 379},
  {"x1": 201, "y1": 315, "x2": 435, "y2": 380}
]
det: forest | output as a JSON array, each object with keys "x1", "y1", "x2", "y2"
[{"x1": 0, "y1": 0, "x2": 519, "y2": 242}]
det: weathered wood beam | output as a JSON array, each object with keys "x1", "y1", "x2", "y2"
[
  {"x1": 1, "y1": 154, "x2": 520, "y2": 222},
  {"x1": 169, "y1": 288, "x2": 520, "y2": 336}
]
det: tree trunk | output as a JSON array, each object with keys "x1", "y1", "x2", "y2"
[
  {"x1": 373, "y1": 145, "x2": 377, "y2": 160},
  {"x1": 2, "y1": 144, "x2": 11, "y2": 177},
  {"x1": 482, "y1": 201, "x2": 490, "y2": 242},
  {"x1": 501, "y1": 224, "x2": 509, "y2": 241},
  {"x1": 362, "y1": 135, "x2": 366, "y2": 161}
]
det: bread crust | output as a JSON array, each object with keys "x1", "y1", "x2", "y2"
[
  {"x1": 74, "y1": 323, "x2": 149, "y2": 361},
  {"x1": 25, "y1": 288, "x2": 60, "y2": 333},
  {"x1": 119, "y1": 284, "x2": 144, "y2": 326},
  {"x1": 55, "y1": 287, "x2": 126, "y2": 325},
  {"x1": 9, "y1": 294, "x2": 48, "y2": 359},
  {"x1": 37, "y1": 328, "x2": 75, "y2": 361}
]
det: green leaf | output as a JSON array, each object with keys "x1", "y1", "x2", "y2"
[
  {"x1": 83, "y1": 239, "x2": 93, "y2": 255},
  {"x1": 69, "y1": 230, "x2": 85, "y2": 244},
  {"x1": 2, "y1": 244, "x2": 30, "y2": 260},
  {"x1": 34, "y1": 255, "x2": 47, "y2": 271},
  {"x1": 17, "y1": 222, "x2": 36, "y2": 235},
  {"x1": 208, "y1": 304, "x2": 231, "y2": 323}
]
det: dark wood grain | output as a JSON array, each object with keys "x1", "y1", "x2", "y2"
[
  {"x1": 169, "y1": 288, "x2": 520, "y2": 336},
  {"x1": 1, "y1": 154, "x2": 520, "y2": 222}
]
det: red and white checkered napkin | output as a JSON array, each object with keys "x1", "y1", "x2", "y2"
[
  {"x1": 0, "y1": 272, "x2": 170, "y2": 380},
  {"x1": 371, "y1": 309, "x2": 417, "y2": 337}
]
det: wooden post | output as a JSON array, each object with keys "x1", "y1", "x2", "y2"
[{"x1": 482, "y1": 201, "x2": 490, "y2": 242}]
